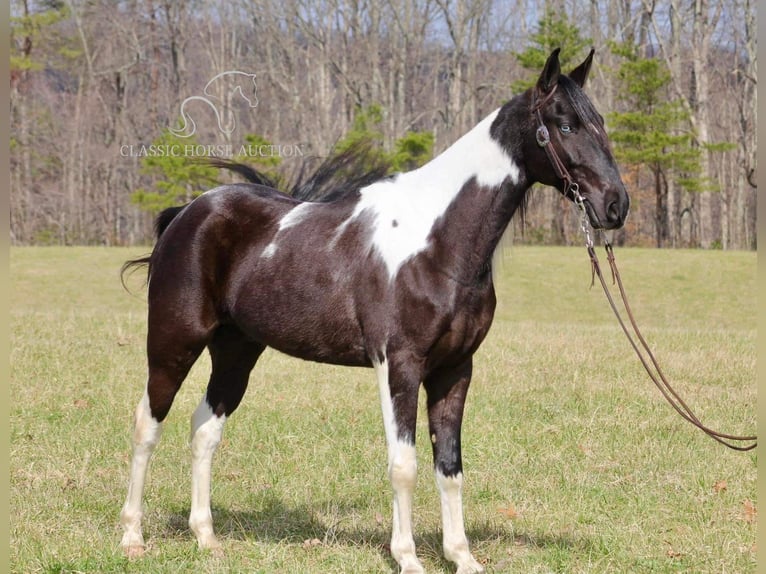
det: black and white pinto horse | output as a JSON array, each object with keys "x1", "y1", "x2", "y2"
[{"x1": 120, "y1": 49, "x2": 629, "y2": 573}]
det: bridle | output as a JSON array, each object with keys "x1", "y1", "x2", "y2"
[
  {"x1": 532, "y1": 85, "x2": 582, "y2": 203},
  {"x1": 532, "y1": 85, "x2": 594, "y2": 237},
  {"x1": 532, "y1": 87, "x2": 757, "y2": 452}
]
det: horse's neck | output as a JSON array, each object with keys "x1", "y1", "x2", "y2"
[
  {"x1": 395, "y1": 108, "x2": 528, "y2": 278},
  {"x1": 353, "y1": 108, "x2": 528, "y2": 280},
  {"x1": 403, "y1": 109, "x2": 518, "y2": 192}
]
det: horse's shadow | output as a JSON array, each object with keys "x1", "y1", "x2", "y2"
[{"x1": 160, "y1": 495, "x2": 596, "y2": 573}]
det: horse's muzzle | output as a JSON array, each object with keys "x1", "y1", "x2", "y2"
[
  {"x1": 604, "y1": 196, "x2": 629, "y2": 229},
  {"x1": 584, "y1": 190, "x2": 629, "y2": 230}
]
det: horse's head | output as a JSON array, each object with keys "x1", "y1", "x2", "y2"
[
  {"x1": 243, "y1": 73, "x2": 258, "y2": 108},
  {"x1": 521, "y1": 48, "x2": 629, "y2": 230}
]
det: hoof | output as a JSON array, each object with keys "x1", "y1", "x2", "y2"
[
  {"x1": 205, "y1": 545, "x2": 224, "y2": 558},
  {"x1": 198, "y1": 535, "x2": 224, "y2": 557},
  {"x1": 449, "y1": 550, "x2": 485, "y2": 574},
  {"x1": 456, "y1": 560, "x2": 485, "y2": 574},
  {"x1": 399, "y1": 560, "x2": 425, "y2": 574},
  {"x1": 121, "y1": 531, "x2": 146, "y2": 559},
  {"x1": 122, "y1": 544, "x2": 146, "y2": 559}
]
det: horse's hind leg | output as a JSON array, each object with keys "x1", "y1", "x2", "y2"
[
  {"x1": 120, "y1": 389, "x2": 161, "y2": 557},
  {"x1": 188, "y1": 325, "x2": 264, "y2": 552},
  {"x1": 120, "y1": 323, "x2": 211, "y2": 556}
]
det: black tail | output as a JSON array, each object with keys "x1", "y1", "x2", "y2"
[
  {"x1": 202, "y1": 157, "x2": 279, "y2": 189},
  {"x1": 120, "y1": 204, "x2": 187, "y2": 290}
]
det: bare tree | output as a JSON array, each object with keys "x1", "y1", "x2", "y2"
[{"x1": 8, "y1": 0, "x2": 757, "y2": 248}]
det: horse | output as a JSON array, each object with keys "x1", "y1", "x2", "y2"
[{"x1": 120, "y1": 48, "x2": 629, "y2": 574}]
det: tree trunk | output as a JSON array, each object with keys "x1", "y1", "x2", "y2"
[{"x1": 689, "y1": 0, "x2": 721, "y2": 247}]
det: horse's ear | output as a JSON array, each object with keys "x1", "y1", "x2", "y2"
[
  {"x1": 569, "y1": 48, "x2": 595, "y2": 88},
  {"x1": 537, "y1": 48, "x2": 561, "y2": 94}
]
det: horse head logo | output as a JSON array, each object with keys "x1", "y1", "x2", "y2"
[{"x1": 170, "y1": 71, "x2": 258, "y2": 138}]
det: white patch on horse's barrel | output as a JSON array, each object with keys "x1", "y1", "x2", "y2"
[
  {"x1": 341, "y1": 109, "x2": 519, "y2": 279},
  {"x1": 278, "y1": 202, "x2": 314, "y2": 229},
  {"x1": 261, "y1": 243, "x2": 277, "y2": 258},
  {"x1": 261, "y1": 202, "x2": 315, "y2": 258}
]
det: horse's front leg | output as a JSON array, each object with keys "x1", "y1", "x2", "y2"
[
  {"x1": 424, "y1": 359, "x2": 484, "y2": 574},
  {"x1": 374, "y1": 351, "x2": 424, "y2": 574}
]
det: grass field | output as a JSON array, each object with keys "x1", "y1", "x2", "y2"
[{"x1": 10, "y1": 245, "x2": 756, "y2": 574}]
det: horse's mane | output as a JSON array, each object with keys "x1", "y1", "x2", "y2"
[{"x1": 206, "y1": 141, "x2": 392, "y2": 202}]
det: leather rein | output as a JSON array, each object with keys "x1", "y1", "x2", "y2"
[{"x1": 532, "y1": 88, "x2": 757, "y2": 452}]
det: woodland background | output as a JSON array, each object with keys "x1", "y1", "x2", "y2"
[{"x1": 10, "y1": 0, "x2": 757, "y2": 249}]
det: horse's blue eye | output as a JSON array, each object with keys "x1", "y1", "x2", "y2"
[{"x1": 560, "y1": 124, "x2": 572, "y2": 134}]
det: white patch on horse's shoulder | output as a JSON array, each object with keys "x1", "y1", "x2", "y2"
[
  {"x1": 261, "y1": 202, "x2": 314, "y2": 258},
  {"x1": 344, "y1": 109, "x2": 518, "y2": 279}
]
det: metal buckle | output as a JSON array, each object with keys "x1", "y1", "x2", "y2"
[
  {"x1": 570, "y1": 183, "x2": 594, "y2": 249},
  {"x1": 535, "y1": 125, "x2": 550, "y2": 147}
]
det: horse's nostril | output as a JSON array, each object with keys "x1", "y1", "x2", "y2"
[{"x1": 607, "y1": 200, "x2": 621, "y2": 224}]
